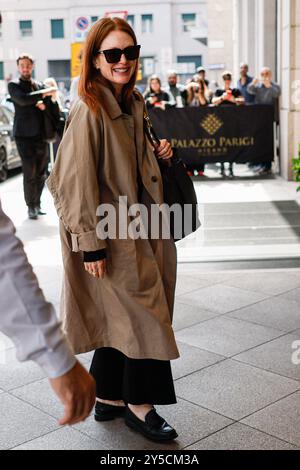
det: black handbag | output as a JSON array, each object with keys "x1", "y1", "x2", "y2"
[
  {"x1": 143, "y1": 112, "x2": 201, "y2": 242},
  {"x1": 43, "y1": 100, "x2": 66, "y2": 143}
]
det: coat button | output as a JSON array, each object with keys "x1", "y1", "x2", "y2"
[{"x1": 151, "y1": 175, "x2": 158, "y2": 182}]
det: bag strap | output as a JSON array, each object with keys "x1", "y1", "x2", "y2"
[
  {"x1": 143, "y1": 111, "x2": 161, "y2": 149},
  {"x1": 143, "y1": 110, "x2": 179, "y2": 168}
]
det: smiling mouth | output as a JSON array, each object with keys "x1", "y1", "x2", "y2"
[{"x1": 112, "y1": 67, "x2": 130, "y2": 73}]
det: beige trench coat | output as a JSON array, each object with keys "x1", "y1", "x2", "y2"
[{"x1": 47, "y1": 83, "x2": 180, "y2": 360}]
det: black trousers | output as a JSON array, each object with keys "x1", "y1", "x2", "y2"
[
  {"x1": 89, "y1": 347, "x2": 177, "y2": 405},
  {"x1": 16, "y1": 137, "x2": 48, "y2": 208}
]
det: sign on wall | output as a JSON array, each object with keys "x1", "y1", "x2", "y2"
[
  {"x1": 104, "y1": 11, "x2": 128, "y2": 19},
  {"x1": 71, "y1": 43, "x2": 84, "y2": 78},
  {"x1": 74, "y1": 16, "x2": 90, "y2": 42}
]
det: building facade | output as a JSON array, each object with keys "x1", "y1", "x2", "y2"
[
  {"x1": 234, "y1": 0, "x2": 300, "y2": 181},
  {"x1": 0, "y1": 0, "x2": 208, "y2": 91},
  {"x1": 207, "y1": 0, "x2": 234, "y2": 84}
]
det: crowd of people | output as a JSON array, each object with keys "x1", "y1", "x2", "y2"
[{"x1": 141, "y1": 63, "x2": 281, "y2": 177}]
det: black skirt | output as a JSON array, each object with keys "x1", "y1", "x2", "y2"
[{"x1": 89, "y1": 347, "x2": 177, "y2": 405}]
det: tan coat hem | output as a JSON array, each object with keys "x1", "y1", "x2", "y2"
[{"x1": 73, "y1": 341, "x2": 180, "y2": 361}]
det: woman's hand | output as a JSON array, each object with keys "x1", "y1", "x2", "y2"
[
  {"x1": 155, "y1": 139, "x2": 173, "y2": 160},
  {"x1": 84, "y1": 259, "x2": 107, "y2": 279},
  {"x1": 36, "y1": 102, "x2": 46, "y2": 111},
  {"x1": 150, "y1": 95, "x2": 158, "y2": 104}
]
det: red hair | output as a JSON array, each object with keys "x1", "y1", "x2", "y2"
[{"x1": 78, "y1": 17, "x2": 139, "y2": 115}]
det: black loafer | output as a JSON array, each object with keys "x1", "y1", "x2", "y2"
[
  {"x1": 94, "y1": 401, "x2": 126, "y2": 422},
  {"x1": 125, "y1": 406, "x2": 178, "y2": 442}
]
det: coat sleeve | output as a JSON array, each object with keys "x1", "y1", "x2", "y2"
[
  {"x1": 46, "y1": 100, "x2": 107, "y2": 253},
  {"x1": 247, "y1": 83, "x2": 257, "y2": 96},
  {"x1": 0, "y1": 199, "x2": 76, "y2": 378},
  {"x1": 270, "y1": 83, "x2": 281, "y2": 99},
  {"x1": 8, "y1": 81, "x2": 43, "y2": 107}
]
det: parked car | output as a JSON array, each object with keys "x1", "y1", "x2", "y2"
[{"x1": 0, "y1": 105, "x2": 21, "y2": 182}]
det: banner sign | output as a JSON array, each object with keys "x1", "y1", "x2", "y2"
[{"x1": 148, "y1": 105, "x2": 274, "y2": 165}]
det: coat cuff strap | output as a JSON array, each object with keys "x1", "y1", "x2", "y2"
[{"x1": 70, "y1": 230, "x2": 107, "y2": 252}]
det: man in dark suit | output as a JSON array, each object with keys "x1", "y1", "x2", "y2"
[{"x1": 8, "y1": 53, "x2": 54, "y2": 220}]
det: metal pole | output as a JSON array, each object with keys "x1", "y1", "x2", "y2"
[{"x1": 49, "y1": 142, "x2": 54, "y2": 172}]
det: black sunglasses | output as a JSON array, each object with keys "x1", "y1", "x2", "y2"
[{"x1": 96, "y1": 45, "x2": 141, "y2": 63}]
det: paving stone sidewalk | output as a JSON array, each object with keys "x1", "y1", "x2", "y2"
[{"x1": 1, "y1": 267, "x2": 300, "y2": 450}]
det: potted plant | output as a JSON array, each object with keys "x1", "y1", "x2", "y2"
[{"x1": 292, "y1": 144, "x2": 300, "y2": 192}]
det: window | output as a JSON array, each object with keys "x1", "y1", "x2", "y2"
[
  {"x1": 127, "y1": 15, "x2": 135, "y2": 29},
  {"x1": 51, "y1": 19, "x2": 64, "y2": 39},
  {"x1": 48, "y1": 60, "x2": 71, "y2": 88},
  {"x1": 19, "y1": 20, "x2": 32, "y2": 37},
  {"x1": 182, "y1": 13, "x2": 196, "y2": 32},
  {"x1": 0, "y1": 62, "x2": 4, "y2": 80},
  {"x1": 177, "y1": 55, "x2": 202, "y2": 74},
  {"x1": 140, "y1": 56, "x2": 155, "y2": 77},
  {"x1": 142, "y1": 14, "x2": 153, "y2": 33},
  {"x1": 91, "y1": 16, "x2": 98, "y2": 23}
]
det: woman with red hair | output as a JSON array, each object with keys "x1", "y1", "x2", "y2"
[{"x1": 47, "y1": 17, "x2": 179, "y2": 442}]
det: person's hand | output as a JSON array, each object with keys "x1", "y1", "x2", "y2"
[
  {"x1": 150, "y1": 96, "x2": 158, "y2": 104},
  {"x1": 84, "y1": 259, "x2": 107, "y2": 279},
  {"x1": 154, "y1": 101, "x2": 166, "y2": 110},
  {"x1": 49, "y1": 361, "x2": 96, "y2": 426},
  {"x1": 253, "y1": 78, "x2": 260, "y2": 86},
  {"x1": 36, "y1": 102, "x2": 46, "y2": 111},
  {"x1": 155, "y1": 139, "x2": 173, "y2": 160},
  {"x1": 222, "y1": 92, "x2": 229, "y2": 101},
  {"x1": 263, "y1": 77, "x2": 272, "y2": 88},
  {"x1": 227, "y1": 94, "x2": 235, "y2": 103},
  {"x1": 236, "y1": 97, "x2": 245, "y2": 106}
]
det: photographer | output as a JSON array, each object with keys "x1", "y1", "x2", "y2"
[
  {"x1": 165, "y1": 70, "x2": 188, "y2": 107},
  {"x1": 185, "y1": 78, "x2": 208, "y2": 176},
  {"x1": 212, "y1": 71, "x2": 245, "y2": 178},
  {"x1": 143, "y1": 75, "x2": 175, "y2": 110},
  {"x1": 247, "y1": 67, "x2": 281, "y2": 105},
  {"x1": 247, "y1": 67, "x2": 281, "y2": 174},
  {"x1": 187, "y1": 78, "x2": 209, "y2": 107},
  {"x1": 196, "y1": 66, "x2": 210, "y2": 87},
  {"x1": 212, "y1": 71, "x2": 245, "y2": 107}
]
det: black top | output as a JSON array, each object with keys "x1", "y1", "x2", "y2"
[
  {"x1": 214, "y1": 87, "x2": 242, "y2": 105},
  {"x1": 144, "y1": 91, "x2": 172, "y2": 108},
  {"x1": 8, "y1": 78, "x2": 47, "y2": 138}
]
